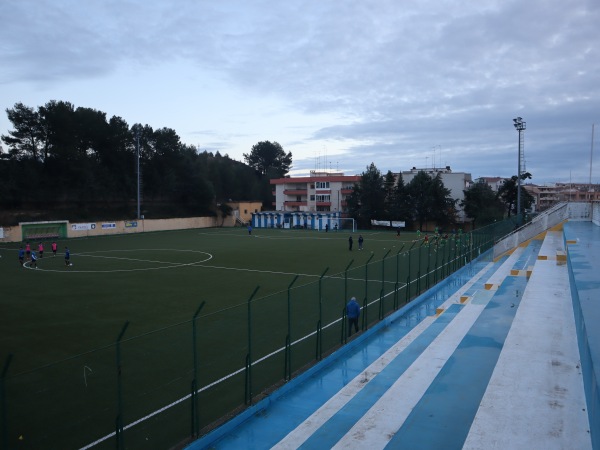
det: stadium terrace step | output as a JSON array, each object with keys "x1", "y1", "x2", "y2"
[{"x1": 463, "y1": 227, "x2": 591, "y2": 449}]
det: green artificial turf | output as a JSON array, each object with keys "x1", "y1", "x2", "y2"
[{"x1": 2, "y1": 227, "x2": 435, "y2": 449}]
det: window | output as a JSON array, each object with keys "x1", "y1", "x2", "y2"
[
  {"x1": 316, "y1": 194, "x2": 330, "y2": 202},
  {"x1": 310, "y1": 195, "x2": 315, "y2": 201},
  {"x1": 244, "y1": 209, "x2": 248, "y2": 214},
  {"x1": 316, "y1": 181, "x2": 330, "y2": 189}
]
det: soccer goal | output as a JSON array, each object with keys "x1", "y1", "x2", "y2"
[
  {"x1": 21, "y1": 221, "x2": 68, "y2": 241},
  {"x1": 326, "y1": 217, "x2": 356, "y2": 232}
]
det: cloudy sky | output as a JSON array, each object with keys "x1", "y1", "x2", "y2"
[{"x1": 1, "y1": 0, "x2": 598, "y2": 184}]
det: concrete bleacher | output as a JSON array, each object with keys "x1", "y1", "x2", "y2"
[{"x1": 188, "y1": 220, "x2": 598, "y2": 450}]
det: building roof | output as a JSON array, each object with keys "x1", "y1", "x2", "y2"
[{"x1": 270, "y1": 175, "x2": 361, "y2": 185}]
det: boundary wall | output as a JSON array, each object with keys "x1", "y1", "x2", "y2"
[
  {"x1": 492, "y1": 201, "x2": 594, "y2": 259},
  {"x1": 564, "y1": 220, "x2": 600, "y2": 449},
  {"x1": 0, "y1": 215, "x2": 234, "y2": 243}
]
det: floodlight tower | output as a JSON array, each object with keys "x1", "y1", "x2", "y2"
[
  {"x1": 513, "y1": 117, "x2": 526, "y2": 225},
  {"x1": 136, "y1": 130, "x2": 141, "y2": 220}
]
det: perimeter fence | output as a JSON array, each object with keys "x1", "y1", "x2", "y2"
[{"x1": 0, "y1": 218, "x2": 517, "y2": 450}]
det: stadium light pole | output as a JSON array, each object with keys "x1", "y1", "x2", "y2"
[
  {"x1": 136, "y1": 130, "x2": 141, "y2": 221},
  {"x1": 513, "y1": 117, "x2": 526, "y2": 226}
]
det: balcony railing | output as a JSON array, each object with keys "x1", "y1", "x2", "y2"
[{"x1": 284, "y1": 201, "x2": 307, "y2": 207}]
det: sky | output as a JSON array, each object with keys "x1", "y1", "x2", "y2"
[{"x1": 1, "y1": 0, "x2": 599, "y2": 185}]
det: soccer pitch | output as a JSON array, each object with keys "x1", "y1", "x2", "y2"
[
  {"x1": 2, "y1": 227, "x2": 437, "y2": 449},
  {"x1": 1, "y1": 228, "x2": 413, "y2": 369}
]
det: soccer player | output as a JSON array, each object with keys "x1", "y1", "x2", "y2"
[
  {"x1": 348, "y1": 235, "x2": 353, "y2": 251},
  {"x1": 358, "y1": 235, "x2": 364, "y2": 250},
  {"x1": 25, "y1": 242, "x2": 31, "y2": 260},
  {"x1": 18, "y1": 247, "x2": 25, "y2": 266},
  {"x1": 30, "y1": 251, "x2": 38, "y2": 268},
  {"x1": 65, "y1": 247, "x2": 71, "y2": 266},
  {"x1": 51, "y1": 241, "x2": 57, "y2": 256},
  {"x1": 38, "y1": 242, "x2": 44, "y2": 258}
]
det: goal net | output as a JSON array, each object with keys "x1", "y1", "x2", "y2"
[
  {"x1": 21, "y1": 221, "x2": 68, "y2": 241},
  {"x1": 325, "y1": 217, "x2": 356, "y2": 232}
]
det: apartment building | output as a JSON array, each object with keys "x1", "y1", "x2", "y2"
[
  {"x1": 525, "y1": 183, "x2": 600, "y2": 211},
  {"x1": 473, "y1": 176, "x2": 506, "y2": 192},
  {"x1": 270, "y1": 171, "x2": 361, "y2": 213}
]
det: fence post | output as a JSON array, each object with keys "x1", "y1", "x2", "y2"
[
  {"x1": 362, "y1": 253, "x2": 374, "y2": 330},
  {"x1": 443, "y1": 239, "x2": 448, "y2": 277},
  {"x1": 284, "y1": 276, "x2": 299, "y2": 381},
  {"x1": 379, "y1": 249, "x2": 391, "y2": 320},
  {"x1": 417, "y1": 241, "x2": 425, "y2": 295},
  {"x1": 406, "y1": 240, "x2": 417, "y2": 304},
  {"x1": 190, "y1": 301, "x2": 205, "y2": 438},
  {"x1": 426, "y1": 242, "x2": 431, "y2": 290},
  {"x1": 342, "y1": 260, "x2": 354, "y2": 344},
  {"x1": 244, "y1": 286, "x2": 260, "y2": 405},
  {"x1": 434, "y1": 240, "x2": 439, "y2": 284},
  {"x1": 453, "y1": 238, "x2": 458, "y2": 272},
  {"x1": 394, "y1": 245, "x2": 404, "y2": 310},
  {"x1": 316, "y1": 268, "x2": 329, "y2": 361},
  {"x1": 115, "y1": 321, "x2": 130, "y2": 450},
  {"x1": 1, "y1": 354, "x2": 13, "y2": 450}
]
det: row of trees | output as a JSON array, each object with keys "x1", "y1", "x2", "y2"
[
  {"x1": 347, "y1": 163, "x2": 534, "y2": 230},
  {"x1": 462, "y1": 173, "x2": 534, "y2": 228},
  {"x1": 0, "y1": 101, "x2": 291, "y2": 224},
  {"x1": 1, "y1": 100, "x2": 533, "y2": 229}
]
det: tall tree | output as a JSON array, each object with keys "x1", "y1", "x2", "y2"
[
  {"x1": 497, "y1": 173, "x2": 534, "y2": 217},
  {"x1": 244, "y1": 141, "x2": 292, "y2": 177},
  {"x1": 39, "y1": 100, "x2": 78, "y2": 162},
  {"x1": 1, "y1": 103, "x2": 44, "y2": 160},
  {"x1": 383, "y1": 170, "x2": 396, "y2": 220},
  {"x1": 347, "y1": 163, "x2": 386, "y2": 228},
  {"x1": 461, "y1": 180, "x2": 505, "y2": 228},
  {"x1": 391, "y1": 172, "x2": 412, "y2": 224},
  {"x1": 405, "y1": 171, "x2": 434, "y2": 231},
  {"x1": 428, "y1": 173, "x2": 458, "y2": 227},
  {"x1": 405, "y1": 171, "x2": 456, "y2": 231}
]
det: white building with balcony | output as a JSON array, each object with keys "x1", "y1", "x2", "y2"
[{"x1": 271, "y1": 171, "x2": 361, "y2": 213}]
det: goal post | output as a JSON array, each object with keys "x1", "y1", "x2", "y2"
[
  {"x1": 326, "y1": 217, "x2": 356, "y2": 232},
  {"x1": 21, "y1": 221, "x2": 68, "y2": 241}
]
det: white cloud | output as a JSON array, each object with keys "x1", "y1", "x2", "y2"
[{"x1": 1, "y1": 0, "x2": 599, "y2": 184}]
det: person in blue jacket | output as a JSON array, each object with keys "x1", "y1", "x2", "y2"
[
  {"x1": 346, "y1": 296, "x2": 360, "y2": 336},
  {"x1": 30, "y1": 250, "x2": 38, "y2": 268}
]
